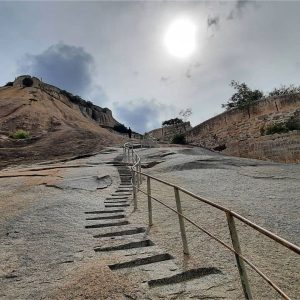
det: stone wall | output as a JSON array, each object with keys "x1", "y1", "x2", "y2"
[
  {"x1": 146, "y1": 122, "x2": 192, "y2": 142},
  {"x1": 187, "y1": 94, "x2": 300, "y2": 163}
]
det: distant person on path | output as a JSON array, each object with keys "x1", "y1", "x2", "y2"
[{"x1": 128, "y1": 127, "x2": 132, "y2": 139}]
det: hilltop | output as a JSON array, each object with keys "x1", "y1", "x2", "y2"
[{"x1": 0, "y1": 75, "x2": 124, "y2": 168}]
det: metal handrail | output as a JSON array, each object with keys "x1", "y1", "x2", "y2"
[
  {"x1": 135, "y1": 170, "x2": 300, "y2": 255},
  {"x1": 123, "y1": 142, "x2": 299, "y2": 300}
]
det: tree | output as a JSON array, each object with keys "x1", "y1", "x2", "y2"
[
  {"x1": 22, "y1": 77, "x2": 34, "y2": 87},
  {"x1": 113, "y1": 124, "x2": 129, "y2": 134},
  {"x1": 268, "y1": 85, "x2": 300, "y2": 97},
  {"x1": 162, "y1": 118, "x2": 183, "y2": 127},
  {"x1": 222, "y1": 81, "x2": 263, "y2": 115},
  {"x1": 179, "y1": 108, "x2": 192, "y2": 132},
  {"x1": 179, "y1": 108, "x2": 192, "y2": 122}
]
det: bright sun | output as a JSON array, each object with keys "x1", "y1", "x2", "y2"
[{"x1": 164, "y1": 18, "x2": 197, "y2": 59}]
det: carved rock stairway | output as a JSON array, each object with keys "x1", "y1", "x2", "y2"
[{"x1": 84, "y1": 155, "x2": 224, "y2": 298}]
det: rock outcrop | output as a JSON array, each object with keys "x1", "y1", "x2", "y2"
[
  {"x1": 0, "y1": 75, "x2": 124, "y2": 168},
  {"x1": 12, "y1": 75, "x2": 119, "y2": 128}
]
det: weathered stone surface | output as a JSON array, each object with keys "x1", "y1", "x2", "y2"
[
  {"x1": 48, "y1": 175, "x2": 112, "y2": 191},
  {"x1": 11, "y1": 75, "x2": 119, "y2": 128}
]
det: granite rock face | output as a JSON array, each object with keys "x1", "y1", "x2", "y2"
[
  {"x1": 12, "y1": 75, "x2": 119, "y2": 128},
  {"x1": 0, "y1": 76, "x2": 123, "y2": 168}
]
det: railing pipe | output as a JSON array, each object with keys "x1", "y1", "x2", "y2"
[
  {"x1": 123, "y1": 143, "x2": 298, "y2": 300},
  {"x1": 174, "y1": 187, "x2": 189, "y2": 255},
  {"x1": 147, "y1": 177, "x2": 153, "y2": 226},
  {"x1": 226, "y1": 212, "x2": 253, "y2": 299},
  {"x1": 139, "y1": 162, "x2": 142, "y2": 184},
  {"x1": 132, "y1": 170, "x2": 137, "y2": 210},
  {"x1": 133, "y1": 170, "x2": 300, "y2": 256}
]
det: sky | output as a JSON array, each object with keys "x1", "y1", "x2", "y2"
[{"x1": 0, "y1": 1, "x2": 299, "y2": 133}]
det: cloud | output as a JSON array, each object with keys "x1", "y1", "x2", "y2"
[
  {"x1": 185, "y1": 61, "x2": 202, "y2": 79},
  {"x1": 207, "y1": 16, "x2": 220, "y2": 28},
  {"x1": 19, "y1": 42, "x2": 95, "y2": 95},
  {"x1": 19, "y1": 42, "x2": 108, "y2": 105},
  {"x1": 114, "y1": 99, "x2": 176, "y2": 133},
  {"x1": 160, "y1": 76, "x2": 170, "y2": 83},
  {"x1": 227, "y1": 0, "x2": 255, "y2": 20}
]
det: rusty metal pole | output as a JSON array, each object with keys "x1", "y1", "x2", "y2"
[
  {"x1": 132, "y1": 169, "x2": 137, "y2": 210},
  {"x1": 174, "y1": 187, "x2": 189, "y2": 255},
  {"x1": 137, "y1": 158, "x2": 140, "y2": 190},
  {"x1": 147, "y1": 176, "x2": 153, "y2": 226},
  {"x1": 226, "y1": 212, "x2": 253, "y2": 300},
  {"x1": 139, "y1": 162, "x2": 142, "y2": 184}
]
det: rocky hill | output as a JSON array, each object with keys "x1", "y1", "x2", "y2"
[{"x1": 0, "y1": 75, "x2": 124, "y2": 168}]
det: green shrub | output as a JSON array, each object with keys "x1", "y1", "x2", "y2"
[
  {"x1": 162, "y1": 118, "x2": 183, "y2": 126},
  {"x1": 113, "y1": 124, "x2": 129, "y2": 134},
  {"x1": 10, "y1": 129, "x2": 30, "y2": 139},
  {"x1": 264, "y1": 116, "x2": 300, "y2": 135},
  {"x1": 4, "y1": 81, "x2": 13, "y2": 87},
  {"x1": 22, "y1": 77, "x2": 33, "y2": 87},
  {"x1": 268, "y1": 85, "x2": 300, "y2": 97},
  {"x1": 285, "y1": 116, "x2": 300, "y2": 131},
  {"x1": 265, "y1": 123, "x2": 288, "y2": 135},
  {"x1": 171, "y1": 133, "x2": 186, "y2": 144}
]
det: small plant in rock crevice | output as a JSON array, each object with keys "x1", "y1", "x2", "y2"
[
  {"x1": 262, "y1": 116, "x2": 300, "y2": 135},
  {"x1": 9, "y1": 129, "x2": 31, "y2": 139}
]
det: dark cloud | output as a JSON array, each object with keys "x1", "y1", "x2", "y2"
[
  {"x1": 114, "y1": 99, "x2": 175, "y2": 133},
  {"x1": 185, "y1": 69, "x2": 192, "y2": 79},
  {"x1": 227, "y1": 0, "x2": 255, "y2": 20},
  {"x1": 185, "y1": 61, "x2": 202, "y2": 79},
  {"x1": 133, "y1": 70, "x2": 139, "y2": 77},
  {"x1": 207, "y1": 16, "x2": 220, "y2": 28},
  {"x1": 160, "y1": 76, "x2": 170, "y2": 83},
  {"x1": 19, "y1": 42, "x2": 95, "y2": 95}
]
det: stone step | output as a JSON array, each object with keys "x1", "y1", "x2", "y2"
[
  {"x1": 105, "y1": 204, "x2": 130, "y2": 208},
  {"x1": 93, "y1": 227, "x2": 146, "y2": 238},
  {"x1": 86, "y1": 215, "x2": 125, "y2": 221},
  {"x1": 109, "y1": 253, "x2": 173, "y2": 270},
  {"x1": 94, "y1": 239, "x2": 154, "y2": 252},
  {"x1": 85, "y1": 220, "x2": 129, "y2": 229},
  {"x1": 84, "y1": 209, "x2": 124, "y2": 214}
]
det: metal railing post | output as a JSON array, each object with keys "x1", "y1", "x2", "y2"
[
  {"x1": 174, "y1": 187, "x2": 189, "y2": 255},
  {"x1": 226, "y1": 212, "x2": 253, "y2": 300},
  {"x1": 131, "y1": 146, "x2": 134, "y2": 163},
  {"x1": 147, "y1": 176, "x2": 153, "y2": 226},
  {"x1": 139, "y1": 162, "x2": 142, "y2": 184},
  {"x1": 137, "y1": 161, "x2": 140, "y2": 189},
  {"x1": 132, "y1": 169, "x2": 137, "y2": 210}
]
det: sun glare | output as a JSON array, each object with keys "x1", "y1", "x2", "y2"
[{"x1": 164, "y1": 18, "x2": 197, "y2": 59}]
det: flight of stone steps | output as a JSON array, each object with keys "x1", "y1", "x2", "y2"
[{"x1": 84, "y1": 155, "x2": 224, "y2": 298}]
